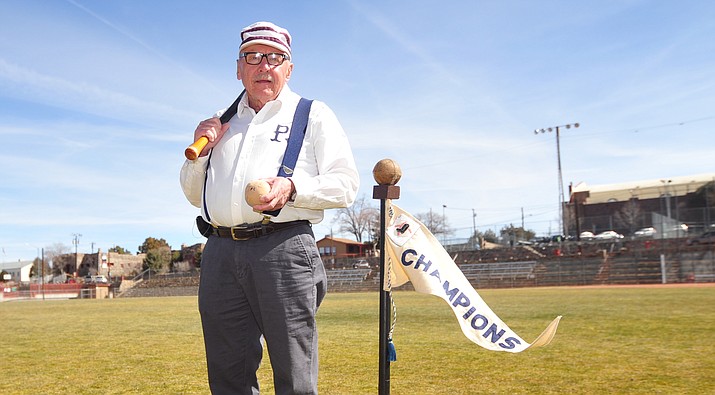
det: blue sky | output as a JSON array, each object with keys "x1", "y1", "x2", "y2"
[{"x1": 1, "y1": 0, "x2": 714, "y2": 262}]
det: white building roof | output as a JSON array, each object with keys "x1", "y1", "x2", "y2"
[
  {"x1": 571, "y1": 173, "x2": 715, "y2": 204},
  {"x1": 0, "y1": 260, "x2": 34, "y2": 271}
]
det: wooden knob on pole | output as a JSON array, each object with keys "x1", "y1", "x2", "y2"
[
  {"x1": 373, "y1": 159, "x2": 401, "y2": 200},
  {"x1": 373, "y1": 158, "x2": 402, "y2": 186}
]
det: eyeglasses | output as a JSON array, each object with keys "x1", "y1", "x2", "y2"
[{"x1": 239, "y1": 52, "x2": 289, "y2": 66}]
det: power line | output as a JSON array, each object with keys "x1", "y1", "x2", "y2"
[{"x1": 404, "y1": 115, "x2": 714, "y2": 170}]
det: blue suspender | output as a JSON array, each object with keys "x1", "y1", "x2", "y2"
[
  {"x1": 202, "y1": 96, "x2": 313, "y2": 222},
  {"x1": 264, "y1": 97, "x2": 313, "y2": 217}
]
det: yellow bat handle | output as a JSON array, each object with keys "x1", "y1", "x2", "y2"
[{"x1": 185, "y1": 136, "x2": 209, "y2": 160}]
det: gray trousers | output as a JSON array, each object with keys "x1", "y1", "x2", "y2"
[{"x1": 198, "y1": 223, "x2": 327, "y2": 395}]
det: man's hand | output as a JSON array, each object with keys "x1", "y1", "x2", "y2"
[
  {"x1": 193, "y1": 118, "x2": 231, "y2": 157},
  {"x1": 252, "y1": 177, "x2": 295, "y2": 212}
]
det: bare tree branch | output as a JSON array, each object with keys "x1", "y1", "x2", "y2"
[
  {"x1": 415, "y1": 210, "x2": 453, "y2": 237},
  {"x1": 333, "y1": 195, "x2": 378, "y2": 242}
]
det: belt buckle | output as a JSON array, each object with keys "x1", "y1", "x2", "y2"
[{"x1": 230, "y1": 225, "x2": 251, "y2": 241}]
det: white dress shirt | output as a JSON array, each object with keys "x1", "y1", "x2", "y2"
[{"x1": 180, "y1": 86, "x2": 359, "y2": 227}]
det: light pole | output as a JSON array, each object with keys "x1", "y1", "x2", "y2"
[
  {"x1": 659, "y1": 179, "x2": 672, "y2": 284},
  {"x1": 660, "y1": 179, "x2": 672, "y2": 219},
  {"x1": 27, "y1": 244, "x2": 46, "y2": 300},
  {"x1": 472, "y1": 209, "x2": 477, "y2": 247},
  {"x1": 534, "y1": 122, "x2": 580, "y2": 236},
  {"x1": 660, "y1": 179, "x2": 672, "y2": 237}
]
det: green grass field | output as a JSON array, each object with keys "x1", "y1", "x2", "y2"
[{"x1": 2, "y1": 285, "x2": 714, "y2": 394}]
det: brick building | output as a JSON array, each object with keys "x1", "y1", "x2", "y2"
[
  {"x1": 568, "y1": 173, "x2": 715, "y2": 238},
  {"x1": 316, "y1": 236, "x2": 370, "y2": 258}
]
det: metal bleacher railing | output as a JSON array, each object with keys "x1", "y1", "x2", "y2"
[
  {"x1": 458, "y1": 261, "x2": 537, "y2": 288},
  {"x1": 326, "y1": 268, "x2": 373, "y2": 290}
]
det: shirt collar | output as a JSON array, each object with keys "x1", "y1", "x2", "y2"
[{"x1": 238, "y1": 85, "x2": 293, "y2": 117}]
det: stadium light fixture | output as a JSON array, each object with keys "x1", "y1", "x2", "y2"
[{"x1": 533, "y1": 122, "x2": 580, "y2": 236}]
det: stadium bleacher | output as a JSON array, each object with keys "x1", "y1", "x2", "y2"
[
  {"x1": 458, "y1": 261, "x2": 537, "y2": 288},
  {"x1": 114, "y1": 240, "x2": 714, "y2": 297},
  {"x1": 326, "y1": 268, "x2": 373, "y2": 291}
]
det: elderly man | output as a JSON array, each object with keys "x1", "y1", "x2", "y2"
[{"x1": 180, "y1": 21, "x2": 359, "y2": 394}]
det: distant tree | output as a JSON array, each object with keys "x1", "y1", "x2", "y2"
[
  {"x1": 333, "y1": 195, "x2": 378, "y2": 242},
  {"x1": 30, "y1": 258, "x2": 39, "y2": 278},
  {"x1": 143, "y1": 246, "x2": 171, "y2": 273},
  {"x1": 415, "y1": 210, "x2": 453, "y2": 239},
  {"x1": 499, "y1": 224, "x2": 536, "y2": 246},
  {"x1": 30, "y1": 257, "x2": 51, "y2": 279},
  {"x1": 169, "y1": 251, "x2": 183, "y2": 271},
  {"x1": 44, "y1": 243, "x2": 71, "y2": 275},
  {"x1": 467, "y1": 230, "x2": 484, "y2": 248},
  {"x1": 693, "y1": 181, "x2": 715, "y2": 209},
  {"x1": 138, "y1": 237, "x2": 170, "y2": 254},
  {"x1": 108, "y1": 245, "x2": 130, "y2": 254},
  {"x1": 483, "y1": 229, "x2": 498, "y2": 243},
  {"x1": 563, "y1": 204, "x2": 576, "y2": 236},
  {"x1": 615, "y1": 199, "x2": 642, "y2": 235},
  {"x1": 194, "y1": 250, "x2": 203, "y2": 268}
]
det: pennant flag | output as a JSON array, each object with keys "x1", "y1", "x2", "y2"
[{"x1": 383, "y1": 202, "x2": 561, "y2": 353}]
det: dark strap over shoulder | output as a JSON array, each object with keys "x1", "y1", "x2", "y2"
[
  {"x1": 264, "y1": 97, "x2": 313, "y2": 217},
  {"x1": 202, "y1": 90, "x2": 245, "y2": 223},
  {"x1": 219, "y1": 90, "x2": 245, "y2": 123}
]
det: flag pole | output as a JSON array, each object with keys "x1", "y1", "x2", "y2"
[{"x1": 372, "y1": 159, "x2": 401, "y2": 395}]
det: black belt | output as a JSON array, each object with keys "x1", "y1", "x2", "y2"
[{"x1": 205, "y1": 219, "x2": 310, "y2": 241}]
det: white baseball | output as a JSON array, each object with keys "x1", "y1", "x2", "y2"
[{"x1": 245, "y1": 180, "x2": 271, "y2": 206}]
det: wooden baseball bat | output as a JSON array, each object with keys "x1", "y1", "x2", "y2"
[
  {"x1": 184, "y1": 90, "x2": 245, "y2": 160},
  {"x1": 184, "y1": 137, "x2": 208, "y2": 160}
]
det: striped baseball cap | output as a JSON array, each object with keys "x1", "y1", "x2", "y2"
[{"x1": 239, "y1": 21, "x2": 292, "y2": 59}]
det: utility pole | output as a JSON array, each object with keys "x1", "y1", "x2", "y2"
[
  {"x1": 707, "y1": 178, "x2": 713, "y2": 228},
  {"x1": 472, "y1": 209, "x2": 477, "y2": 238},
  {"x1": 72, "y1": 233, "x2": 82, "y2": 276},
  {"x1": 41, "y1": 248, "x2": 45, "y2": 300},
  {"x1": 442, "y1": 204, "x2": 447, "y2": 245}
]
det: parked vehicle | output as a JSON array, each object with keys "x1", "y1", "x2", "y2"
[
  {"x1": 686, "y1": 231, "x2": 715, "y2": 246},
  {"x1": 550, "y1": 235, "x2": 566, "y2": 243},
  {"x1": 352, "y1": 260, "x2": 370, "y2": 269},
  {"x1": 634, "y1": 227, "x2": 657, "y2": 238},
  {"x1": 579, "y1": 231, "x2": 595, "y2": 240},
  {"x1": 534, "y1": 236, "x2": 552, "y2": 244},
  {"x1": 594, "y1": 231, "x2": 624, "y2": 240},
  {"x1": 84, "y1": 275, "x2": 109, "y2": 284},
  {"x1": 667, "y1": 223, "x2": 689, "y2": 236}
]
